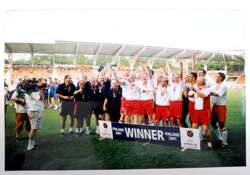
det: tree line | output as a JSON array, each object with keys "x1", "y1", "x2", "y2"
[{"x1": 5, "y1": 54, "x2": 244, "y2": 73}]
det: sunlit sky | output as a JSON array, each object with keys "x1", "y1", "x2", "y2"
[{"x1": 4, "y1": 9, "x2": 245, "y2": 51}]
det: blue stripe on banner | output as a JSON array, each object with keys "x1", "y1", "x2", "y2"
[{"x1": 111, "y1": 122, "x2": 181, "y2": 147}]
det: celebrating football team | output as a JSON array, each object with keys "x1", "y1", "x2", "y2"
[{"x1": 7, "y1": 60, "x2": 228, "y2": 151}]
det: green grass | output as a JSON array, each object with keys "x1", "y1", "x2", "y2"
[{"x1": 5, "y1": 89, "x2": 246, "y2": 170}]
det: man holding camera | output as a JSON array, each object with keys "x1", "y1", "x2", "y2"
[
  {"x1": 11, "y1": 85, "x2": 31, "y2": 140},
  {"x1": 24, "y1": 81, "x2": 44, "y2": 151}
]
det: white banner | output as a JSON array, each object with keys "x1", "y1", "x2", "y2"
[
  {"x1": 180, "y1": 127, "x2": 201, "y2": 150},
  {"x1": 99, "y1": 120, "x2": 113, "y2": 139}
]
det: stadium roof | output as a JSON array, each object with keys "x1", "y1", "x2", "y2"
[{"x1": 5, "y1": 40, "x2": 245, "y2": 59}]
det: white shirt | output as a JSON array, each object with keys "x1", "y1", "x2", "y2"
[
  {"x1": 121, "y1": 80, "x2": 128, "y2": 99},
  {"x1": 204, "y1": 76, "x2": 215, "y2": 87},
  {"x1": 11, "y1": 91, "x2": 27, "y2": 113},
  {"x1": 8, "y1": 83, "x2": 16, "y2": 92},
  {"x1": 211, "y1": 82, "x2": 227, "y2": 105},
  {"x1": 25, "y1": 92, "x2": 44, "y2": 112},
  {"x1": 139, "y1": 80, "x2": 154, "y2": 100},
  {"x1": 194, "y1": 87, "x2": 211, "y2": 110},
  {"x1": 122, "y1": 81, "x2": 140, "y2": 101},
  {"x1": 169, "y1": 81, "x2": 185, "y2": 101},
  {"x1": 152, "y1": 78, "x2": 158, "y2": 88},
  {"x1": 121, "y1": 85, "x2": 129, "y2": 99},
  {"x1": 155, "y1": 85, "x2": 171, "y2": 106}
]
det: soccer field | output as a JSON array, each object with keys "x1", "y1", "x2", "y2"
[{"x1": 5, "y1": 89, "x2": 246, "y2": 170}]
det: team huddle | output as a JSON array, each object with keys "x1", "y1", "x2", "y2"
[{"x1": 7, "y1": 62, "x2": 228, "y2": 151}]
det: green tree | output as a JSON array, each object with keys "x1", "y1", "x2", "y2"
[
  {"x1": 76, "y1": 55, "x2": 93, "y2": 65},
  {"x1": 54, "y1": 54, "x2": 74, "y2": 65},
  {"x1": 33, "y1": 55, "x2": 50, "y2": 65},
  {"x1": 118, "y1": 56, "x2": 130, "y2": 68},
  {"x1": 152, "y1": 58, "x2": 166, "y2": 69},
  {"x1": 96, "y1": 55, "x2": 112, "y2": 66},
  {"x1": 13, "y1": 58, "x2": 32, "y2": 65},
  {"x1": 207, "y1": 54, "x2": 225, "y2": 71}
]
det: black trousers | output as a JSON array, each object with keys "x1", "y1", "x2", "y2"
[
  {"x1": 182, "y1": 98, "x2": 189, "y2": 128},
  {"x1": 108, "y1": 107, "x2": 121, "y2": 122}
]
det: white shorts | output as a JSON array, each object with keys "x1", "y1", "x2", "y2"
[{"x1": 27, "y1": 111, "x2": 43, "y2": 129}]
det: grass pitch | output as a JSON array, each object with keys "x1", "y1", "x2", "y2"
[{"x1": 5, "y1": 89, "x2": 246, "y2": 170}]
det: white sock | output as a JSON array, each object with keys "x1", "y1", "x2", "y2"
[
  {"x1": 75, "y1": 128, "x2": 79, "y2": 133},
  {"x1": 221, "y1": 128, "x2": 228, "y2": 145},
  {"x1": 214, "y1": 128, "x2": 223, "y2": 141},
  {"x1": 96, "y1": 126, "x2": 99, "y2": 134},
  {"x1": 28, "y1": 139, "x2": 32, "y2": 146},
  {"x1": 27, "y1": 139, "x2": 36, "y2": 151},
  {"x1": 199, "y1": 126, "x2": 204, "y2": 140},
  {"x1": 83, "y1": 118, "x2": 87, "y2": 128},
  {"x1": 86, "y1": 126, "x2": 90, "y2": 134},
  {"x1": 207, "y1": 142, "x2": 212, "y2": 148},
  {"x1": 31, "y1": 139, "x2": 35, "y2": 146},
  {"x1": 60, "y1": 129, "x2": 64, "y2": 133}
]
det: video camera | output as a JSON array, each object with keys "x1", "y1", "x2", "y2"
[
  {"x1": 17, "y1": 79, "x2": 40, "y2": 94},
  {"x1": 15, "y1": 82, "x2": 27, "y2": 104}
]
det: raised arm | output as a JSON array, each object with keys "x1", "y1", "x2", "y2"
[
  {"x1": 168, "y1": 63, "x2": 173, "y2": 76},
  {"x1": 180, "y1": 62, "x2": 183, "y2": 80},
  {"x1": 145, "y1": 66, "x2": 152, "y2": 80},
  {"x1": 192, "y1": 54, "x2": 196, "y2": 71},
  {"x1": 159, "y1": 64, "x2": 167, "y2": 76},
  {"x1": 110, "y1": 65, "x2": 118, "y2": 80}
]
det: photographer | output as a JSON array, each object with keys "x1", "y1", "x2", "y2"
[
  {"x1": 11, "y1": 82, "x2": 31, "y2": 140},
  {"x1": 22, "y1": 79, "x2": 44, "y2": 151}
]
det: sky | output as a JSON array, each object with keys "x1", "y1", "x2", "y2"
[{"x1": 4, "y1": 8, "x2": 245, "y2": 51}]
